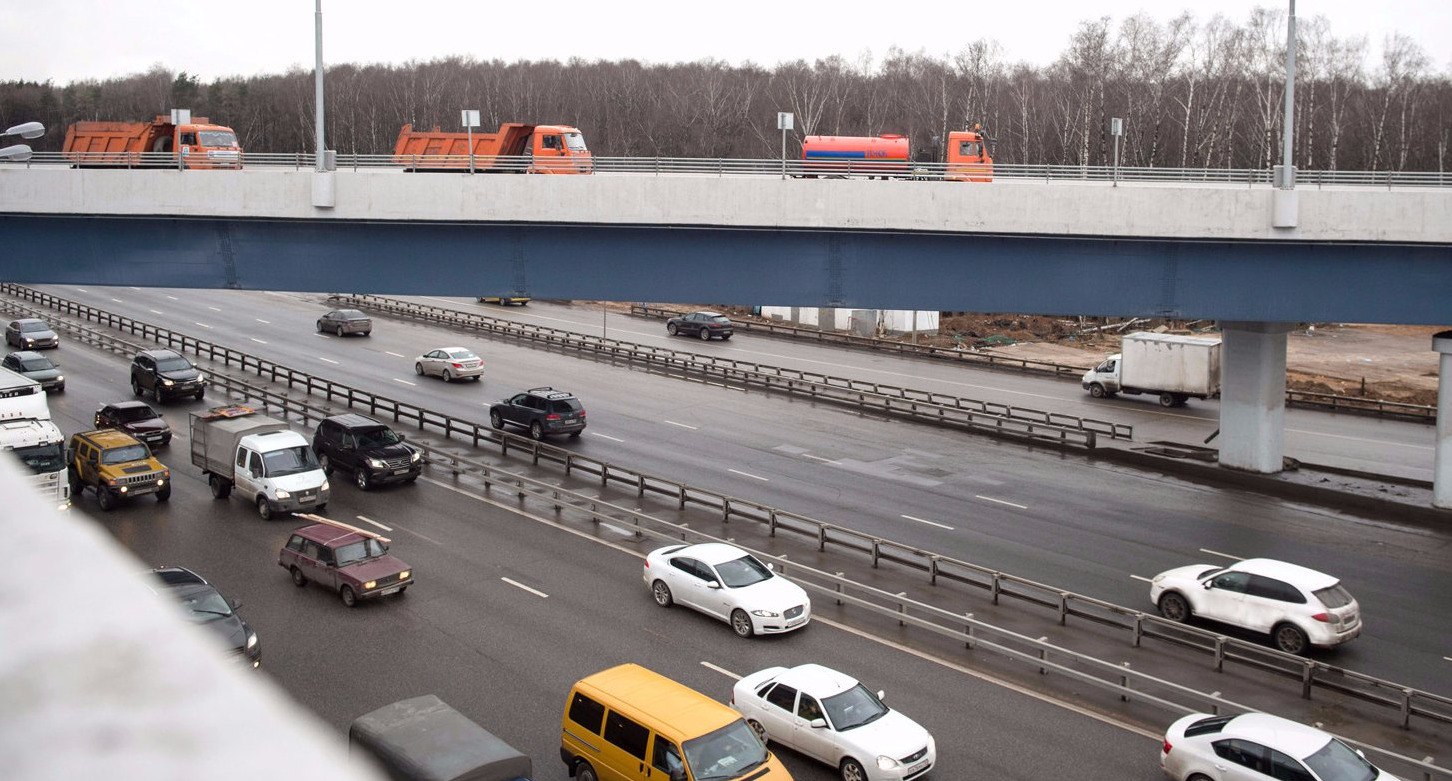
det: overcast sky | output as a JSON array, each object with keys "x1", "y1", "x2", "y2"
[{"x1": 2, "y1": 1, "x2": 1448, "y2": 85}]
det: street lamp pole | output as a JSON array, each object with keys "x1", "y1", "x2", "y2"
[
  {"x1": 0, "y1": 121, "x2": 46, "y2": 162},
  {"x1": 314, "y1": 0, "x2": 326, "y2": 171},
  {"x1": 1279, "y1": 0, "x2": 1296, "y2": 189}
]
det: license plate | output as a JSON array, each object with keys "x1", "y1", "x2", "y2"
[
  {"x1": 299, "y1": 496, "x2": 315, "y2": 504},
  {"x1": 379, "y1": 586, "x2": 400, "y2": 596},
  {"x1": 788, "y1": 617, "x2": 806, "y2": 627},
  {"x1": 393, "y1": 468, "x2": 409, "y2": 475}
]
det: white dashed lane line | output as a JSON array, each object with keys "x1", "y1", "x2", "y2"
[
  {"x1": 1130, "y1": 574, "x2": 1154, "y2": 583},
  {"x1": 392, "y1": 378, "x2": 417, "y2": 386},
  {"x1": 356, "y1": 515, "x2": 392, "y2": 532},
  {"x1": 319, "y1": 357, "x2": 339, "y2": 365},
  {"x1": 250, "y1": 338, "x2": 267, "y2": 344},
  {"x1": 207, "y1": 306, "x2": 222, "y2": 312},
  {"x1": 109, "y1": 297, "x2": 123, "y2": 303},
  {"x1": 590, "y1": 432, "x2": 623, "y2": 442},
  {"x1": 255, "y1": 319, "x2": 270, "y2": 324},
  {"x1": 802, "y1": 453, "x2": 839, "y2": 464},
  {"x1": 1199, "y1": 548, "x2": 1243, "y2": 561},
  {"x1": 728, "y1": 468, "x2": 769, "y2": 482},
  {"x1": 75, "y1": 288, "x2": 88, "y2": 292},
  {"x1": 166, "y1": 295, "x2": 178, "y2": 300},
  {"x1": 194, "y1": 322, "x2": 212, "y2": 329},
  {"x1": 501, "y1": 577, "x2": 548, "y2": 598},
  {"x1": 901, "y1": 514, "x2": 955, "y2": 530},
  {"x1": 700, "y1": 661, "x2": 740, "y2": 680},
  {"x1": 385, "y1": 351, "x2": 406, "y2": 358},
  {"x1": 663, "y1": 420, "x2": 698, "y2": 430},
  {"x1": 128, "y1": 287, "x2": 141, "y2": 291},
  {"x1": 149, "y1": 309, "x2": 163, "y2": 315},
  {"x1": 975, "y1": 495, "x2": 1028, "y2": 510}
]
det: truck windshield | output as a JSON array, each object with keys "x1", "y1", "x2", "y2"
[
  {"x1": 10, "y1": 442, "x2": 64, "y2": 473},
  {"x1": 564, "y1": 132, "x2": 587, "y2": 151},
  {"x1": 198, "y1": 130, "x2": 237, "y2": 148},
  {"x1": 682, "y1": 719, "x2": 768, "y2": 781},
  {"x1": 335, "y1": 538, "x2": 386, "y2": 567},
  {"x1": 102, "y1": 444, "x2": 151, "y2": 464},
  {"x1": 261, "y1": 445, "x2": 320, "y2": 477}
]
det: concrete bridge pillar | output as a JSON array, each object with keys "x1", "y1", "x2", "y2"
[
  {"x1": 1434, "y1": 331, "x2": 1452, "y2": 508},
  {"x1": 1219, "y1": 321, "x2": 1298, "y2": 473}
]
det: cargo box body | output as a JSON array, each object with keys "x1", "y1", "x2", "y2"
[
  {"x1": 1121, "y1": 333, "x2": 1222, "y2": 397},
  {"x1": 190, "y1": 410, "x2": 289, "y2": 475}
]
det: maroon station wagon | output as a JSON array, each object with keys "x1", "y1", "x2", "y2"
[{"x1": 279, "y1": 516, "x2": 414, "y2": 607}]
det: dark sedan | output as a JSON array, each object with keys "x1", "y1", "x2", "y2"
[
  {"x1": 3, "y1": 350, "x2": 63, "y2": 393},
  {"x1": 95, "y1": 401, "x2": 172, "y2": 449},
  {"x1": 148, "y1": 566, "x2": 261, "y2": 668},
  {"x1": 666, "y1": 311, "x2": 734, "y2": 341},
  {"x1": 317, "y1": 309, "x2": 372, "y2": 336},
  {"x1": 5, "y1": 318, "x2": 59, "y2": 350}
]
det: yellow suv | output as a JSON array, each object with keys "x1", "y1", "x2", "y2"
[{"x1": 67, "y1": 429, "x2": 171, "y2": 511}]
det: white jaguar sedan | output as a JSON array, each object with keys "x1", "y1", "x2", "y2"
[
  {"x1": 731, "y1": 664, "x2": 935, "y2": 781},
  {"x1": 1161, "y1": 711, "x2": 1399, "y2": 781},
  {"x1": 642, "y1": 542, "x2": 810, "y2": 638}
]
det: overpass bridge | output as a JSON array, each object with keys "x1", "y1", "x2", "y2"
[{"x1": 0, "y1": 163, "x2": 1448, "y2": 502}]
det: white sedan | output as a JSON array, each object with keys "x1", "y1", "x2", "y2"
[
  {"x1": 1161, "y1": 711, "x2": 1399, "y2": 781},
  {"x1": 642, "y1": 542, "x2": 810, "y2": 638},
  {"x1": 732, "y1": 664, "x2": 935, "y2": 781},
  {"x1": 414, "y1": 347, "x2": 484, "y2": 382}
]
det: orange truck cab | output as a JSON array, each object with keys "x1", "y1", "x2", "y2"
[
  {"x1": 63, "y1": 115, "x2": 241, "y2": 169},
  {"x1": 944, "y1": 126, "x2": 993, "y2": 181},
  {"x1": 394, "y1": 123, "x2": 592, "y2": 174}
]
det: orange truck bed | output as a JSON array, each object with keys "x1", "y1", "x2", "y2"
[
  {"x1": 63, "y1": 115, "x2": 241, "y2": 168},
  {"x1": 393, "y1": 123, "x2": 592, "y2": 173}
]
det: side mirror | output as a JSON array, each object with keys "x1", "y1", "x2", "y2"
[
  {"x1": 809, "y1": 718, "x2": 827, "y2": 729},
  {"x1": 706, "y1": 581, "x2": 721, "y2": 590},
  {"x1": 765, "y1": 562, "x2": 774, "y2": 571},
  {"x1": 396, "y1": 433, "x2": 406, "y2": 441},
  {"x1": 228, "y1": 599, "x2": 241, "y2": 610},
  {"x1": 876, "y1": 690, "x2": 886, "y2": 701},
  {"x1": 1203, "y1": 580, "x2": 1214, "y2": 590}
]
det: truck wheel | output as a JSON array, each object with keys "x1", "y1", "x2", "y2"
[
  {"x1": 1089, "y1": 383, "x2": 1107, "y2": 399},
  {"x1": 97, "y1": 487, "x2": 117, "y2": 511},
  {"x1": 156, "y1": 484, "x2": 171, "y2": 502},
  {"x1": 340, "y1": 585, "x2": 357, "y2": 608},
  {"x1": 257, "y1": 496, "x2": 273, "y2": 520},
  {"x1": 209, "y1": 475, "x2": 232, "y2": 499},
  {"x1": 1159, "y1": 392, "x2": 1178, "y2": 408}
]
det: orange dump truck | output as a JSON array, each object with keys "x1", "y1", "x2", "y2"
[
  {"x1": 801, "y1": 126, "x2": 992, "y2": 181},
  {"x1": 393, "y1": 123, "x2": 592, "y2": 174},
  {"x1": 62, "y1": 115, "x2": 241, "y2": 169}
]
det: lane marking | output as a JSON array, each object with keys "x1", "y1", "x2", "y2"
[
  {"x1": 1130, "y1": 574, "x2": 1154, "y2": 583},
  {"x1": 250, "y1": 338, "x2": 268, "y2": 344},
  {"x1": 255, "y1": 318, "x2": 270, "y2": 324},
  {"x1": 75, "y1": 288, "x2": 88, "y2": 292},
  {"x1": 701, "y1": 661, "x2": 741, "y2": 680},
  {"x1": 663, "y1": 420, "x2": 698, "y2": 430},
  {"x1": 728, "y1": 468, "x2": 769, "y2": 482},
  {"x1": 901, "y1": 514, "x2": 955, "y2": 530},
  {"x1": 149, "y1": 309, "x2": 164, "y2": 315},
  {"x1": 501, "y1": 577, "x2": 549, "y2": 598},
  {"x1": 385, "y1": 351, "x2": 406, "y2": 358},
  {"x1": 802, "y1": 453, "x2": 840, "y2": 464},
  {"x1": 1199, "y1": 548, "x2": 1243, "y2": 561},
  {"x1": 207, "y1": 306, "x2": 222, "y2": 312},
  {"x1": 166, "y1": 295, "x2": 178, "y2": 300},
  {"x1": 194, "y1": 322, "x2": 212, "y2": 329},
  {"x1": 128, "y1": 287, "x2": 141, "y2": 291},
  {"x1": 319, "y1": 357, "x2": 339, "y2": 365},
  {"x1": 392, "y1": 525, "x2": 443, "y2": 546},
  {"x1": 599, "y1": 522, "x2": 635, "y2": 537},
  {"x1": 591, "y1": 432, "x2": 624, "y2": 442},
  {"x1": 109, "y1": 297, "x2": 123, "y2": 303},
  {"x1": 315, "y1": 333, "x2": 331, "y2": 338},
  {"x1": 392, "y1": 378, "x2": 417, "y2": 387},
  {"x1": 975, "y1": 495, "x2": 1028, "y2": 510},
  {"x1": 356, "y1": 515, "x2": 392, "y2": 532},
  {"x1": 1443, "y1": 657, "x2": 1452, "y2": 663}
]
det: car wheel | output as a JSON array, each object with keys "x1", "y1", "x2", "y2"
[
  {"x1": 667, "y1": 323, "x2": 678, "y2": 336},
  {"x1": 131, "y1": 377, "x2": 142, "y2": 397},
  {"x1": 291, "y1": 566, "x2": 308, "y2": 587},
  {"x1": 315, "y1": 503, "x2": 327, "y2": 512},
  {"x1": 97, "y1": 487, "x2": 117, "y2": 511},
  {"x1": 443, "y1": 369, "x2": 453, "y2": 383},
  {"x1": 490, "y1": 411, "x2": 504, "y2": 429},
  {"x1": 1159, "y1": 392, "x2": 1178, "y2": 408},
  {"x1": 356, "y1": 469, "x2": 371, "y2": 491},
  {"x1": 1274, "y1": 622, "x2": 1310, "y2": 655},
  {"x1": 699, "y1": 328, "x2": 712, "y2": 341},
  {"x1": 257, "y1": 496, "x2": 273, "y2": 520},
  {"x1": 68, "y1": 472, "x2": 82, "y2": 495},
  {"x1": 721, "y1": 333, "x2": 731, "y2": 340},
  {"x1": 316, "y1": 321, "x2": 324, "y2": 332},
  {"x1": 840, "y1": 758, "x2": 867, "y2": 781},
  {"x1": 747, "y1": 719, "x2": 768, "y2": 745},
  {"x1": 575, "y1": 762, "x2": 599, "y2": 781},
  {"x1": 1089, "y1": 383, "x2": 1107, "y2": 399},
  {"x1": 731, "y1": 609, "x2": 754, "y2": 638},
  {"x1": 340, "y1": 585, "x2": 357, "y2": 608},
  {"x1": 319, "y1": 454, "x2": 333, "y2": 475},
  {"x1": 1158, "y1": 592, "x2": 1191, "y2": 622},
  {"x1": 652, "y1": 580, "x2": 673, "y2": 607},
  {"x1": 363, "y1": 331, "x2": 371, "y2": 337},
  {"x1": 569, "y1": 430, "x2": 581, "y2": 439},
  {"x1": 195, "y1": 388, "x2": 205, "y2": 401},
  {"x1": 529, "y1": 421, "x2": 544, "y2": 440},
  {"x1": 415, "y1": 362, "x2": 424, "y2": 376},
  {"x1": 156, "y1": 483, "x2": 171, "y2": 502},
  {"x1": 335, "y1": 325, "x2": 344, "y2": 337},
  {"x1": 209, "y1": 474, "x2": 231, "y2": 499}
]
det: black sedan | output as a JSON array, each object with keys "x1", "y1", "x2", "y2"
[
  {"x1": 148, "y1": 566, "x2": 261, "y2": 669},
  {"x1": 317, "y1": 308, "x2": 372, "y2": 337},
  {"x1": 95, "y1": 401, "x2": 172, "y2": 449},
  {"x1": 4, "y1": 318, "x2": 59, "y2": 349},
  {"x1": 666, "y1": 311, "x2": 734, "y2": 341},
  {"x1": 3, "y1": 350, "x2": 63, "y2": 393}
]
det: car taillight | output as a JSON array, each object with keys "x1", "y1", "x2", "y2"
[
  {"x1": 1162, "y1": 739, "x2": 1172, "y2": 754},
  {"x1": 578, "y1": 410, "x2": 586, "y2": 418},
  {"x1": 1311, "y1": 612, "x2": 1332, "y2": 622},
  {"x1": 546, "y1": 413, "x2": 561, "y2": 421},
  {"x1": 451, "y1": 362, "x2": 464, "y2": 368}
]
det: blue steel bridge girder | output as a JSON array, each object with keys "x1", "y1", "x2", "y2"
[{"x1": 1, "y1": 215, "x2": 1449, "y2": 326}]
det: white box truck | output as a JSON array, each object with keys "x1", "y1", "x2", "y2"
[
  {"x1": 190, "y1": 404, "x2": 330, "y2": 519},
  {"x1": 0, "y1": 366, "x2": 69, "y2": 510},
  {"x1": 1081, "y1": 332, "x2": 1222, "y2": 407}
]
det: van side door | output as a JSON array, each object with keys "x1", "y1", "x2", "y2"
[
  {"x1": 600, "y1": 708, "x2": 651, "y2": 781},
  {"x1": 235, "y1": 447, "x2": 262, "y2": 500}
]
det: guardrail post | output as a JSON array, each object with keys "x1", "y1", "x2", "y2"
[
  {"x1": 515, "y1": 480, "x2": 525, "y2": 500},
  {"x1": 678, "y1": 484, "x2": 686, "y2": 510},
  {"x1": 767, "y1": 509, "x2": 778, "y2": 537},
  {"x1": 817, "y1": 525, "x2": 827, "y2": 552},
  {"x1": 552, "y1": 490, "x2": 562, "y2": 512},
  {"x1": 870, "y1": 540, "x2": 880, "y2": 568},
  {"x1": 990, "y1": 573, "x2": 1001, "y2": 605},
  {"x1": 929, "y1": 557, "x2": 938, "y2": 586},
  {"x1": 1038, "y1": 647, "x2": 1048, "y2": 675},
  {"x1": 1132, "y1": 614, "x2": 1143, "y2": 647},
  {"x1": 1301, "y1": 662, "x2": 1315, "y2": 699},
  {"x1": 722, "y1": 499, "x2": 731, "y2": 523},
  {"x1": 1120, "y1": 663, "x2": 1132, "y2": 702},
  {"x1": 532, "y1": 443, "x2": 541, "y2": 466},
  {"x1": 1401, "y1": 688, "x2": 1412, "y2": 729},
  {"x1": 601, "y1": 465, "x2": 609, "y2": 487},
  {"x1": 1058, "y1": 592, "x2": 1069, "y2": 625},
  {"x1": 636, "y1": 473, "x2": 645, "y2": 498},
  {"x1": 897, "y1": 600, "x2": 906, "y2": 627},
  {"x1": 563, "y1": 454, "x2": 572, "y2": 476},
  {"x1": 1214, "y1": 637, "x2": 1226, "y2": 672},
  {"x1": 964, "y1": 616, "x2": 974, "y2": 649}
]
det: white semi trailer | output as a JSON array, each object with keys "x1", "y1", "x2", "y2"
[
  {"x1": 1081, "y1": 332, "x2": 1222, "y2": 408},
  {"x1": 0, "y1": 366, "x2": 69, "y2": 510}
]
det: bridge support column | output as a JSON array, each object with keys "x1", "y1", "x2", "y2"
[
  {"x1": 1219, "y1": 321, "x2": 1297, "y2": 473},
  {"x1": 1434, "y1": 331, "x2": 1452, "y2": 508}
]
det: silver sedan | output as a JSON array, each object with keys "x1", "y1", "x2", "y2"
[{"x1": 414, "y1": 347, "x2": 484, "y2": 382}]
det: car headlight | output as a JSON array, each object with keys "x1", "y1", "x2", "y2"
[
  {"x1": 246, "y1": 632, "x2": 258, "y2": 650},
  {"x1": 321, "y1": 480, "x2": 331, "y2": 491},
  {"x1": 162, "y1": 378, "x2": 174, "y2": 386},
  {"x1": 877, "y1": 756, "x2": 900, "y2": 771},
  {"x1": 274, "y1": 490, "x2": 291, "y2": 499},
  {"x1": 750, "y1": 610, "x2": 780, "y2": 618},
  {"x1": 364, "y1": 580, "x2": 377, "y2": 590},
  {"x1": 55, "y1": 375, "x2": 63, "y2": 382},
  {"x1": 197, "y1": 372, "x2": 207, "y2": 382},
  {"x1": 156, "y1": 478, "x2": 165, "y2": 486},
  {"x1": 1152, "y1": 574, "x2": 1166, "y2": 583},
  {"x1": 410, "y1": 450, "x2": 422, "y2": 463},
  {"x1": 367, "y1": 458, "x2": 386, "y2": 469},
  {"x1": 399, "y1": 570, "x2": 411, "y2": 580}
]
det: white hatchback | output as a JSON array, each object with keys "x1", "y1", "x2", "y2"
[
  {"x1": 642, "y1": 542, "x2": 810, "y2": 638},
  {"x1": 1161, "y1": 712, "x2": 1399, "y2": 781},
  {"x1": 732, "y1": 664, "x2": 935, "y2": 781},
  {"x1": 1149, "y1": 558, "x2": 1360, "y2": 654}
]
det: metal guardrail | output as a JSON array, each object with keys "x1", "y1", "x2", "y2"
[
  {"x1": 5, "y1": 151, "x2": 1450, "y2": 188},
  {"x1": 17, "y1": 302, "x2": 1446, "y2": 781},
  {"x1": 629, "y1": 305, "x2": 1440, "y2": 424},
  {"x1": 328, "y1": 293, "x2": 1128, "y2": 446},
  {"x1": 6, "y1": 285, "x2": 1450, "y2": 748}
]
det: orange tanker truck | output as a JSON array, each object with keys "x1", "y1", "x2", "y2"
[
  {"x1": 62, "y1": 112, "x2": 241, "y2": 169},
  {"x1": 394, "y1": 123, "x2": 592, "y2": 174},
  {"x1": 801, "y1": 125, "x2": 992, "y2": 181}
]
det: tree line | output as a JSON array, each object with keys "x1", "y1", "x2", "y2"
[{"x1": 3, "y1": 8, "x2": 1448, "y2": 171}]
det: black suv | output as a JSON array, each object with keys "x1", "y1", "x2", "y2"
[
  {"x1": 131, "y1": 349, "x2": 206, "y2": 402},
  {"x1": 312, "y1": 414, "x2": 423, "y2": 490},
  {"x1": 666, "y1": 311, "x2": 734, "y2": 341},
  {"x1": 147, "y1": 566, "x2": 261, "y2": 669},
  {"x1": 489, "y1": 387, "x2": 586, "y2": 440},
  {"x1": 95, "y1": 400, "x2": 172, "y2": 448}
]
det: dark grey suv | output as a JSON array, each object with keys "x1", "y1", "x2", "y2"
[
  {"x1": 312, "y1": 413, "x2": 422, "y2": 490},
  {"x1": 489, "y1": 387, "x2": 586, "y2": 440},
  {"x1": 131, "y1": 349, "x2": 206, "y2": 402}
]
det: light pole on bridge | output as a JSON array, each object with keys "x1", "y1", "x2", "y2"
[{"x1": 0, "y1": 121, "x2": 45, "y2": 162}]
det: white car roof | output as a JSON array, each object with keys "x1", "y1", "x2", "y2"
[
  {"x1": 1224, "y1": 713, "x2": 1333, "y2": 760},
  {"x1": 676, "y1": 542, "x2": 754, "y2": 567},
  {"x1": 772, "y1": 664, "x2": 860, "y2": 699},
  {"x1": 1231, "y1": 559, "x2": 1339, "y2": 590}
]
